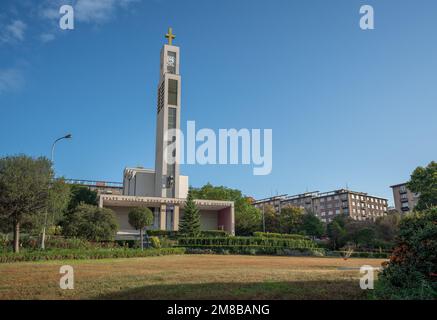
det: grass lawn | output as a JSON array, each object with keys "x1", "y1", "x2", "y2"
[{"x1": 0, "y1": 255, "x2": 385, "y2": 300}]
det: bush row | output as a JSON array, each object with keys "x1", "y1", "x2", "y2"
[
  {"x1": 178, "y1": 236, "x2": 318, "y2": 249},
  {"x1": 146, "y1": 230, "x2": 230, "y2": 238},
  {"x1": 1, "y1": 237, "x2": 119, "y2": 250},
  {"x1": 0, "y1": 247, "x2": 186, "y2": 263},
  {"x1": 199, "y1": 230, "x2": 230, "y2": 237},
  {"x1": 327, "y1": 251, "x2": 390, "y2": 259},
  {"x1": 252, "y1": 232, "x2": 307, "y2": 239},
  {"x1": 185, "y1": 245, "x2": 324, "y2": 256}
]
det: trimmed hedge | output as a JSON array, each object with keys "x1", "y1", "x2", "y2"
[
  {"x1": 144, "y1": 230, "x2": 229, "y2": 238},
  {"x1": 178, "y1": 236, "x2": 318, "y2": 249},
  {"x1": 200, "y1": 230, "x2": 230, "y2": 237},
  {"x1": 0, "y1": 247, "x2": 186, "y2": 263},
  {"x1": 253, "y1": 232, "x2": 307, "y2": 240},
  {"x1": 185, "y1": 245, "x2": 324, "y2": 256},
  {"x1": 147, "y1": 230, "x2": 178, "y2": 238},
  {"x1": 2, "y1": 237, "x2": 119, "y2": 250},
  {"x1": 327, "y1": 251, "x2": 390, "y2": 259}
]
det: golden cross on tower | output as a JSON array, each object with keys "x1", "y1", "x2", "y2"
[{"x1": 165, "y1": 27, "x2": 176, "y2": 45}]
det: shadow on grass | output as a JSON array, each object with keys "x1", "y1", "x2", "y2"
[{"x1": 94, "y1": 280, "x2": 368, "y2": 300}]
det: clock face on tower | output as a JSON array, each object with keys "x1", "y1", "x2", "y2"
[
  {"x1": 167, "y1": 56, "x2": 175, "y2": 66},
  {"x1": 167, "y1": 51, "x2": 176, "y2": 74}
]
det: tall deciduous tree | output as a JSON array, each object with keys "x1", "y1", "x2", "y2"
[
  {"x1": 28, "y1": 178, "x2": 71, "y2": 237},
  {"x1": 0, "y1": 155, "x2": 52, "y2": 252},
  {"x1": 179, "y1": 191, "x2": 201, "y2": 237},
  {"x1": 279, "y1": 205, "x2": 305, "y2": 234},
  {"x1": 407, "y1": 161, "x2": 437, "y2": 211},
  {"x1": 67, "y1": 184, "x2": 98, "y2": 212},
  {"x1": 128, "y1": 207, "x2": 154, "y2": 250},
  {"x1": 190, "y1": 183, "x2": 262, "y2": 235},
  {"x1": 263, "y1": 204, "x2": 280, "y2": 233},
  {"x1": 302, "y1": 212, "x2": 325, "y2": 238},
  {"x1": 327, "y1": 215, "x2": 348, "y2": 250},
  {"x1": 375, "y1": 213, "x2": 401, "y2": 242}
]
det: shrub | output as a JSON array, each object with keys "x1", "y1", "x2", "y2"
[
  {"x1": 149, "y1": 236, "x2": 161, "y2": 249},
  {"x1": 115, "y1": 240, "x2": 136, "y2": 248},
  {"x1": 178, "y1": 236, "x2": 318, "y2": 249},
  {"x1": 253, "y1": 232, "x2": 307, "y2": 240},
  {"x1": 373, "y1": 207, "x2": 437, "y2": 300},
  {"x1": 0, "y1": 247, "x2": 186, "y2": 263},
  {"x1": 148, "y1": 230, "x2": 178, "y2": 238},
  {"x1": 1, "y1": 237, "x2": 119, "y2": 250},
  {"x1": 327, "y1": 250, "x2": 390, "y2": 259},
  {"x1": 183, "y1": 245, "x2": 323, "y2": 256},
  {"x1": 61, "y1": 204, "x2": 118, "y2": 241},
  {"x1": 200, "y1": 230, "x2": 230, "y2": 237},
  {"x1": 373, "y1": 265, "x2": 436, "y2": 300},
  {"x1": 186, "y1": 248, "x2": 214, "y2": 254},
  {"x1": 159, "y1": 237, "x2": 177, "y2": 248}
]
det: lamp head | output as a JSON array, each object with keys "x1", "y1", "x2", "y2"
[{"x1": 64, "y1": 134, "x2": 72, "y2": 139}]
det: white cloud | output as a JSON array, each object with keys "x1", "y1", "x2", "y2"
[
  {"x1": 0, "y1": 68, "x2": 25, "y2": 95},
  {"x1": 40, "y1": 33, "x2": 56, "y2": 43},
  {"x1": 0, "y1": 20, "x2": 27, "y2": 43}
]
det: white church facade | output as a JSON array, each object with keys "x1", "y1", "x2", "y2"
[{"x1": 99, "y1": 28, "x2": 235, "y2": 237}]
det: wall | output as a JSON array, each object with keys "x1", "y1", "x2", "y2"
[
  {"x1": 178, "y1": 175, "x2": 189, "y2": 199},
  {"x1": 123, "y1": 170, "x2": 155, "y2": 197}
]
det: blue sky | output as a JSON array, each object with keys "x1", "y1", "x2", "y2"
[{"x1": 1, "y1": 0, "x2": 436, "y2": 205}]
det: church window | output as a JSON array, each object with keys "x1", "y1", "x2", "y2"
[{"x1": 168, "y1": 79, "x2": 178, "y2": 105}]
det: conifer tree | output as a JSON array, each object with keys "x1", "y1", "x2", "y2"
[{"x1": 179, "y1": 191, "x2": 201, "y2": 237}]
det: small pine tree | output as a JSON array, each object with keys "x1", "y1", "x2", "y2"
[{"x1": 179, "y1": 191, "x2": 201, "y2": 237}]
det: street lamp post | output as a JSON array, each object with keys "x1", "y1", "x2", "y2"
[{"x1": 41, "y1": 134, "x2": 72, "y2": 250}]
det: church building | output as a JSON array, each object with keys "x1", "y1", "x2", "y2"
[{"x1": 99, "y1": 28, "x2": 235, "y2": 237}]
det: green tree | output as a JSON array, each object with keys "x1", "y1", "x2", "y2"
[
  {"x1": 279, "y1": 205, "x2": 304, "y2": 234},
  {"x1": 327, "y1": 215, "x2": 348, "y2": 250},
  {"x1": 128, "y1": 207, "x2": 154, "y2": 250},
  {"x1": 0, "y1": 155, "x2": 52, "y2": 252},
  {"x1": 236, "y1": 201, "x2": 262, "y2": 235},
  {"x1": 302, "y1": 212, "x2": 325, "y2": 238},
  {"x1": 179, "y1": 191, "x2": 201, "y2": 237},
  {"x1": 263, "y1": 204, "x2": 280, "y2": 233},
  {"x1": 375, "y1": 213, "x2": 401, "y2": 243},
  {"x1": 190, "y1": 183, "x2": 262, "y2": 235},
  {"x1": 61, "y1": 204, "x2": 118, "y2": 241},
  {"x1": 67, "y1": 184, "x2": 98, "y2": 212},
  {"x1": 21, "y1": 178, "x2": 71, "y2": 245},
  {"x1": 374, "y1": 207, "x2": 437, "y2": 299},
  {"x1": 47, "y1": 179, "x2": 71, "y2": 227},
  {"x1": 407, "y1": 161, "x2": 437, "y2": 210}
]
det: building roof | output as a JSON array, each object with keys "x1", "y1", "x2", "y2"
[{"x1": 390, "y1": 182, "x2": 408, "y2": 188}]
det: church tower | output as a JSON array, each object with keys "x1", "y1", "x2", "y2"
[{"x1": 154, "y1": 28, "x2": 181, "y2": 199}]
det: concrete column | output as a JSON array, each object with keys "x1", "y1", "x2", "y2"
[
  {"x1": 218, "y1": 205, "x2": 235, "y2": 235},
  {"x1": 159, "y1": 204, "x2": 167, "y2": 230},
  {"x1": 172, "y1": 205, "x2": 180, "y2": 231}
]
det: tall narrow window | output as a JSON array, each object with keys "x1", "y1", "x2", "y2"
[{"x1": 168, "y1": 79, "x2": 178, "y2": 106}]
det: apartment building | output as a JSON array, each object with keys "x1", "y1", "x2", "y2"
[
  {"x1": 254, "y1": 189, "x2": 388, "y2": 223},
  {"x1": 390, "y1": 182, "x2": 419, "y2": 213},
  {"x1": 252, "y1": 195, "x2": 287, "y2": 214},
  {"x1": 65, "y1": 179, "x2": 124, "y2": 196}
]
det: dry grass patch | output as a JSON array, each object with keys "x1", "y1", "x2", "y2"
[{"x1": 0, "y1": 255, "x2": 386, "y2": 300}]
